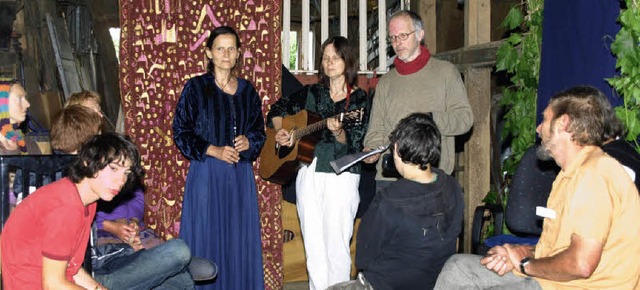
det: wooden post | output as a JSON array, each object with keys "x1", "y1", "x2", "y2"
[
  {"x1": 88, "y1": 0, "x2": 122, "y2": 130},
  {"x1": 418, "y1": 0, "x2": 437, "y2": 53},
  {"x1": 462, "y1": 0, "x2": 491, "y2": 252}
]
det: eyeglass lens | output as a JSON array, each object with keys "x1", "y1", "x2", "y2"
[{"x1": 387, "y1": 30, "x2": 415, "y2": 43}]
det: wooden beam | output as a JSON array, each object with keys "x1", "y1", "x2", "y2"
[
  {"x1": 434, "y1": 39, "x2": 503, "y2": 70},
  {"x1": 418, "y1": 0, "x2": 437, "y2": 53},
  {"x1": 464, "y1": 0, "x2": 491, "y2": 46},
  {"x1": 462, "y1": 0, "x2": 491, "y2": 253},
  {"x1": 88, "y1": 1, "x2": 122, "y2": 131},
  {"x1": 85, "y1": 0, "x2": 119, "y2": 27}
]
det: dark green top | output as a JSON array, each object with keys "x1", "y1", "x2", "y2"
[{"x1": 266, "y1": 84, "x2": 371, "y2": 173}]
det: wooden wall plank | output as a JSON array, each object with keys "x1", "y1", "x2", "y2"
[
  {"x1": 418, "y1": 0, "x2": 437, "y2": 53},
  {"x1": 462, "y1": 0, "x2": 491, "y2": 252}
]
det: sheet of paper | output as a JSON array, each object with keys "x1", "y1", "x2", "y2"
[{"x1": 330, "y1": 144, "x2": 389, "y2": 173}]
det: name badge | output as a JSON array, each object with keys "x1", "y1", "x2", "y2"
[{"x1": 536, "y1": 206, "x2": 556, "y2": 219}]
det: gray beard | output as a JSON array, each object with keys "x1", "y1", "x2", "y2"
[{"x1": 536, "y1": 144, "x2": 553, "y2": 161}]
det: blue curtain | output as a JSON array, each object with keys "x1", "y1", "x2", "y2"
[{"x1": 536, "y1": 0, "x2": 621, "y2": 123}]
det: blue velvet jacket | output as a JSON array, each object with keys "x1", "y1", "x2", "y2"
[{"x1": 173, "y1": 73, "x2": 265, "y2": 162}]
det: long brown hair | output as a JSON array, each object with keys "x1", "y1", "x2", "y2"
[{"x1": 318, "y1": 36, "x2": 358, "y2": 87}]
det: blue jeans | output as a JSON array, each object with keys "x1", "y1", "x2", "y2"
[{"x1": 94, "y1": 239, "x2": 194, "y2": 290}]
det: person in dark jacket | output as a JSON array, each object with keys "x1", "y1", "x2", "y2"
[
  {"x1": 328, "y1": 112, "x2": 464, "y2": 290},
  {"x1": 596, "y1": 91, "x2": 640, "y2": 192}
]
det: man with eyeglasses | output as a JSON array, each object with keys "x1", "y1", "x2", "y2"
[{"x1": 363, "y1": 10, "x2": 473, "y2": 190}]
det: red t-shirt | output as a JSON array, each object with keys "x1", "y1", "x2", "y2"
[{"x1": 1, "y1": 177, "x2": 96, "y2": 289}]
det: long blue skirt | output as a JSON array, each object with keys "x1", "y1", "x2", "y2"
[{"x1": 179, "y1": 158, "x2": 264, "y2": 290}]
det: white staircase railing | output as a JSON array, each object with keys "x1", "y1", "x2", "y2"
[{"x1": 282, "y1": 0, "x2": 408, "y2": 75}]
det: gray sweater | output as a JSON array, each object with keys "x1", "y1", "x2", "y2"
[{"x1": 364, "y1": 58, "x2": 473, "y2": 178}]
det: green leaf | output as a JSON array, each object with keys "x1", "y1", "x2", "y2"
[
  {"x1": 611, "y1": 28, "x2": 636, "y2": 60},
  {"x1": 486, "y1": 0, "x2": 541, "y2": 205},
  {"x1": 496, "y1": 44, "x2": 517, "y2": 72},
  {"x1": 501, "y1": 7, "x2": 524, "y2": 30},
  {"x1": 611, "y1": 2, "x2": 640, "y2": 154}
]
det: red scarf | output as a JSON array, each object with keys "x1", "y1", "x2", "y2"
[{"x1": 394, "y1": 45, "x2": 431, "y2": 75}]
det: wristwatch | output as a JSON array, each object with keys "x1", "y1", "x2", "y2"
[{"x1": 520, "y1": 257, "x2": 532, "y2": 276}]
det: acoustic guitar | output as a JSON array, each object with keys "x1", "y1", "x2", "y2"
[{"x1": 259, "y1": 108, "x2": 365, "y2": 185}]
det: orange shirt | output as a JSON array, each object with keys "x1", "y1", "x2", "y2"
[{"x1": 534, "y1": 146, "x2": 640, "y2": 289}]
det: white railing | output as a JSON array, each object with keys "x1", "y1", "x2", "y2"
[{"x1": 282, "y1": 0, "x2": 407, "y2": 74}]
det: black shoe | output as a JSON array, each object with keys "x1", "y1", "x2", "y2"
[{"x1": 189, "y1": 256, "x2": 218, "y2": 281}]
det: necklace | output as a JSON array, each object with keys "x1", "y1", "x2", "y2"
[{"x1": 216, "y1": 77, "x2": 232, "y2": 91}]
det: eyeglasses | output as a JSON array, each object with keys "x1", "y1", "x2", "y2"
[{"x1": 387, "y1": 30, "x2": 417, "y2": 43}]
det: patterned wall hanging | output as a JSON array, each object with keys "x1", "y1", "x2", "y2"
[{"x1": 119, "y1": 0, "x2": 283, "y2": 288}]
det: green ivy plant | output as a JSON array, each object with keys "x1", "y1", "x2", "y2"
[
  {"x1": 482, "y1": 0, "x2": 638, "y2": 240},
  {"x1": 479, "y1": 1, "x2": 543, "y2": 238},
  {"x1": 495, "y1": 0, "x2": 543, "y2": 176},
  {"x1": 608, "y1": 0, "x2": 640, "y2": 149}
]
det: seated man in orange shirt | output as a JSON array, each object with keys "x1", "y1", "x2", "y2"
[{"x1": 435, "y1": 86, "x2": 640, "y2": 289}]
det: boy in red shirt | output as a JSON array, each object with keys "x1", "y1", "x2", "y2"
[{"x1": 1, "y1": 132, "x2": 143, "y2": 289}]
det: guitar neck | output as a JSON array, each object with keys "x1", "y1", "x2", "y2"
[
  {"x1": 293, "y1": 109, "x2": 362, "y2": 140},
  {"x1": 296, "y1": 118, "x2": 328, "y2": 140}
]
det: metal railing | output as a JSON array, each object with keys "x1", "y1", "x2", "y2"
[{"x1": 282, "y1": 0, "x2": 408, "y2": 74}]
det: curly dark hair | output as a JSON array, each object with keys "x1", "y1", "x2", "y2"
[
  {"x1": 68, "y1": 132, "x2": 144, "y2": 187},
  {"x1": 389, "y1": 112, "x2": 440, "y2": 170}
]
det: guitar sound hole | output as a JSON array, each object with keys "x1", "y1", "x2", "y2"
[{"x1": 278, "y1": 146, "x2": 293, "y2": 159}]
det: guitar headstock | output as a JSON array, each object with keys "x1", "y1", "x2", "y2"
[{"x1": 338, "y1": 108, "x2": 365, "y2": 125}]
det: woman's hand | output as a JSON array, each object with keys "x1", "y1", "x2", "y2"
[
  {"x1": 275, "y1": 129, "x2": 293, "y2": 147},
  {"x1": 327, "y1": 117, "x2": 345, "y2": 143},
  {"x1": 0, "y1": 135, "x2": 18, "y2": 152},
  {"x1": 103, "y1": 219, "x2": 139, "y2": 244},
  {"x1": 209, "y1": 145, "x2": 239, "y2": 164},
  {"x1": 234, "y1": 135, "x2": 250, "y2": 152},
  {"x1": 125, "y1": 219, "x2": 144, "y2": 250},
  {"x1": 128, "y1": 235, "x2": 144, "y2": 251}
]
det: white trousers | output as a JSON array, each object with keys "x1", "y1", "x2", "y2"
[{"x1": 296, "y1": 158, "x2": 360, "y2": 290}]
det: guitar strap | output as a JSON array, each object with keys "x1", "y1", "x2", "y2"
[{"x1": 305, "y1": 86, "x2": 317, "y2": 113}]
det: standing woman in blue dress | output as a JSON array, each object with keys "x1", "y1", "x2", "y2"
[{"x1": 173, "y1": 26, "x2": 266, "y2": 290}]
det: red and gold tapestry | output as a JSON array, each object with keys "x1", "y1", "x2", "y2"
[{"x1": 119, "y1": 1, "x2": 283, "y2": 288}]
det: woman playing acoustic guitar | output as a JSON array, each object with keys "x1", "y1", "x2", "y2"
[{"x1": 266, "y1": 36, "x2": 371, "y2": 290}]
